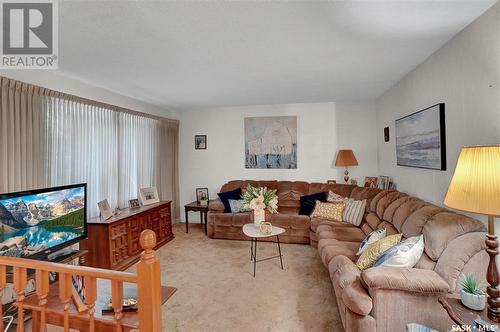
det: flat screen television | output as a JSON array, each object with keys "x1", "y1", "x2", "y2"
[{"x1": 0, "y1": 183, "x2": 87, "y2": 260}]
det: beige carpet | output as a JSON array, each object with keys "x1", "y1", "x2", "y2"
[{"x1": 155, "y1": 223, "x2": 344, "y2": 332}]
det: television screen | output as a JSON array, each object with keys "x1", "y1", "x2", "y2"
[{"x1": 0, "y1": 184, "x2": 87, "y2": 259}]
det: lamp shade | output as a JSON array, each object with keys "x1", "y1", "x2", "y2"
[
  {"x1": 335, "y1": 149, "x2": 358, "y2": 167},
  {"x1": 444, "y1": 146, "x2": 500, "y2": 216}
]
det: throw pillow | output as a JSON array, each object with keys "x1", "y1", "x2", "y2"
[
  {"x1": 310, "y1": 201, "x2": 345, "y2": 222},
  {"x1": 342, "y1": 198, "x2": 367, "y2": 226},
  {"x1": 356, "y1": 234, "x2": 403, "y2": 270},
  {"x1": 217, "y1": 188, "x2": 242, "y2": 213},
  {"x1": 357, "y1": 228, "x2": 386, "y2": 256},
  {"x1": 374, "y1": 235, "x2": 424, "y2": 268},
  {"x1": 327, "y1": 191, "x2": 344, "y2": 203},
  {"x1": 299, "y1": 192, "x2": 327, "y2": 215},
  {"x1": 228, "y1": 199, "x2": 251, "y2": 213}
]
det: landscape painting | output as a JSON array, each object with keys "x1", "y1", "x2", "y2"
[
  {"x1": 245, "y1": 116, "x2": 297, "y2": 169},
  {"x1": 395, "y1": 103, "x2": 446, "y2": 170},
  {"x1": 0, "y1": 187, "x2": 85, "y2": 258}
]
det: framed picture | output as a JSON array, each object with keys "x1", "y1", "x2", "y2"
[
  {"x1": 196, "y1": 188, "x2": 209, "y2": 203},
  {"x1": 378, "y1": 176, "x2": 390, "y2": 190},
  {"x1": 326, "y1": 180, "x2": 336, "y2": 184},
  {"x1": 129, "y1": 198, "x2": 140, "y2": 209},
  {"x1": 384, "y1": 127, "x2": 390, "y2": 142},
  {"x1": 396, "y1": 103, "x2": 446, "y2": 170},
  {"x1": 195, "y1": 135, "x2": 207, "y2": 150},
  {"x1": 97, "y1": 199, "x2": 113, "y2": 220},
  {"x1": 245, "y1": 116, "x2": 297, "y2": 169},
  {"x1": 139, "y1": 186, "x2": 160, "y2": 206},
  {"x1": 364, "y1": 176, "x2": 378, "y2": 188}
]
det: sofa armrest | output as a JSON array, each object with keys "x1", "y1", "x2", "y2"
[
  {"x1": 361, "y1": 266, "x2": 450, "y2": 294},
  {"x1": 208, "y1": 198, "x2": 225, "y2": 212},
  {"x1": 330, "y1": 256, "x2": 373, "y2": 316}
]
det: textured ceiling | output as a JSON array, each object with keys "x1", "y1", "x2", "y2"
[{"x1": 57, "y1": 0, "x2": 497, "y2": 111}]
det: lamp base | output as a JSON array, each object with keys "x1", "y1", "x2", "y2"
[
  {"x1": 343, "y1": 169, "x2": 349, "y2": 183},
  {"x1": 486, "y1": 216, "x2": 500, "y2": 323}
]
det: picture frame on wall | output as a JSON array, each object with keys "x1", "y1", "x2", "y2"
[
  {"x1": 378, "y1": 176, "x2": 390, "y2": 190},
  {"x1": 395, "y1": 103, "x2": 446, "y2": 170},
  {"x1": 364, "y1": 176, "x2": 378, "y2": 188},
  {"x1": 139, "y1": 186, "x2": 160, "y2": 206},
  {"x1": 97, "y1": 199, "x2": 113, "y2": 220},
  {"x1": 195, "y1": 135, "x2": 207, "y2": 150},
  {"x1": 196, "y1": 188, "x2": 209, "y2": 203}
]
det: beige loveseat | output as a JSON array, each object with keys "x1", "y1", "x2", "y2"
[
  {"x1": 207, "y1": 180, "x2": 381, "y2": 244},
  {"x1": 317, "y1": 190, "x2": 488, "y2": 331}
]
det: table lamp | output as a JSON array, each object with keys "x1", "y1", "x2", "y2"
[
  {"x1": 444, "y1": 145, "x2": 500, "y2": 322},
  {"x1": 335, "y1": 149, "x2": 358, "y2": 183}
]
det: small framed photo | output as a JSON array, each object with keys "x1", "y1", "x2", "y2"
[
  {"x1": 139, "y1": 186, "x2": 160, "y2": 206},
  {"x1": 195, "y1": 135, "x2": 207, "y2": 150},
  {"x1": 364, "y1": 176, "x2": 378, "y2": 188},
  {"x1": 378, "y1": 176, "x2": 390, "y2": 190},
  {"x1": 326, "y1": 180, "x2": 336, "y2": 184},
  {"x1": 97, "y1": 199, "x2": 113, "y2": 220},
  {"x1": 196, "y1": 188, "x2": 209, "y2": 203},
  {"x1": 129, "y1": 198, "x2": 140, "y2": 209}
]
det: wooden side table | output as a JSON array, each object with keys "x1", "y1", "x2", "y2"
[
  {"x1": 184, "y1": 201, "x2": 209, "y2": 235},
  {"x1": 439, "y1": 295, "x2": 499, "y2": 331}
]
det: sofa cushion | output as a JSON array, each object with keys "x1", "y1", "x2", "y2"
[
  {"x1": 270, "y1": 213, "x2": 310, "y2": 230},
  {"x1": 356, "y1": 234, "x2": 402, "y2": 270},
  {"x1": 217, "y1": 188, "x2": 242, "y2": 213},
  {"x1": 317, "y1": 224, "x2": 367, "y2": 243},
  {"x1": 423, "y1": 212, "x2": 486, "y2": 261},
  {"x1": 361, "y1": 266, "x2": 450, "y2": 294},
  {"x1": 320, "y1": 240, "x2": 359, "y2": 265},
  {"x1": 298, "y1": 192, "x2": 326, "y2": 215}
]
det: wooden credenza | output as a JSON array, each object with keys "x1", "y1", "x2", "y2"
[{"x1": 80, "y1": 201, "x2": 174, "y2": 270}]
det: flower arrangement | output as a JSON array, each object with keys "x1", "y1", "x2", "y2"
[{"x1": 242, "y1": 185, "x2": 278, "y2": 213}]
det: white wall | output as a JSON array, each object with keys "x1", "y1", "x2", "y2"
[
  {"x1": 179, "y1": 101, "x2": 378, "y2": 222},
  {"x1": 376, "y1": 3, "x2": 500, "y2": 210},
  {"x1": 0, "y1": 70, "x2": 178, "y2": 119}
]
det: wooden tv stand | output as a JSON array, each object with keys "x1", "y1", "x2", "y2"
[{"x1": 80, "y1": 201, "x2": 173, "y2": 271}]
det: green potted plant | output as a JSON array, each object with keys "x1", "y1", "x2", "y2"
[
  {"x1": 460, "y1": 273, "x2": 485, "y2": 310},
  {"x1": 199, "y1": 193, "x2": 209, "y2": 206}
]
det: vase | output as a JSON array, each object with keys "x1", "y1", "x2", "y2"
[
  {"x1": 253, "y1": 208, "x2": 265, "y2": 227},
  {"x1": 461, "y1": 289, "x2": 486, "y2": 311}
]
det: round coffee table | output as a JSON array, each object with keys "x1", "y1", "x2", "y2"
[{"x1": 242, "y1": 223, "x2": 285, "y2": 277}]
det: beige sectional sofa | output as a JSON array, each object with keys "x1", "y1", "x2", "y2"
[
  {"x1": 317, "y1": 190, "x2": 488, "y2": 331},
  {"x1": 207, "y1": 180, "x2": 380, "y2": 244},
  {"x1": 208, "y1": 180, "x2": 489, "y2": 331}
]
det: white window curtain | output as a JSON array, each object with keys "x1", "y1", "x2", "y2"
[
  {"x1": 45, "y1": 97, "x2": 119, "y2": 218},
  {"x1": 0, "y1": 76, "x2": 179, "y2": 219}
]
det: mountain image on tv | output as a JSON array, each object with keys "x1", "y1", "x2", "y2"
[{"x1": 0, "y1": 187, "x2": 85, "y2": 258}]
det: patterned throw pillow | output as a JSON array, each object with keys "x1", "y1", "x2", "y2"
[
  {"x1": 356, "y1": 234, "x2": 403, "y2": 270},
  {"x1": 374, "y1": 235, "x2": 424, "y2": 268},
  {"x1": 327, "y1": 191, "x2": 344, "y2": 203},
  {"x1": 327, "y1": 191, "x2": 367, "y2": 226},
  {"x1": 310, "y1": 201, "x2": 345, "y2": 222},
  {"x1": 228, "y1": 199, "x2": 251, "y2": 213},
  {"x1": 357, "y1": 228, "x2": 386, "y2": 256}
]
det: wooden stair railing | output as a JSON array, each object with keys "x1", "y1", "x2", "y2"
[{"x1": 0, "y1": 229, "x2": 163, "y2": 332}]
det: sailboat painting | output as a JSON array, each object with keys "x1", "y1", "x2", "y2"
[
  {"x1": 245, "y1": 116, "x2": 297, "y2": 169},
  {"x1": 395, "y1": 103, "x2": 446, "y2": 170}
]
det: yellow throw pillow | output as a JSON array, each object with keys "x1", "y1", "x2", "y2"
[
  {"x1": 310, "y1": 201, "x2": 345, "y2": 222},
  {"x1": 356, "y1": 234, "x2": 402, "y2": 270}
]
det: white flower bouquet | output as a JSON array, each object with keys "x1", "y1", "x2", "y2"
[{"x1": 242, "y1": 185, "x2": 278, "y2": 214}]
